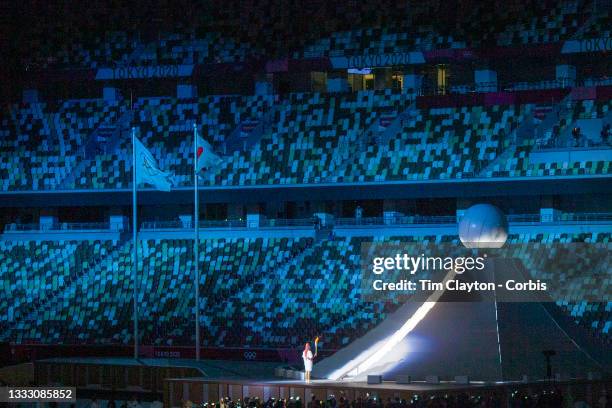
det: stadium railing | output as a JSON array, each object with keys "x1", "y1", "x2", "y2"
[
  {"x1": 560, "y1": 212, "x2": 612, "y2": 222},
  {"x1": 6, "y1": 213, "x2": 611, "y2": 235},
  {"x1": 260, "y1": 218, "x2": 314, "y2": 227},
  {"x1": 200, "y1": 220, "x2": 247, "y2": 228},
  {"x1": 448, "y1": 78, "x2": 580, "y2": 95},
  {"x1": 336, "y1": 215, "x2": 458, "y2": 226},
  {"x1": 4, "y1": 222, "x2": 111, "y2": 232},
  {"x1": 335, "y1": 213, "x2": 612, "y2": 226},
  {"x1": 504, "y1": 212, "x2": 612, "y2": 224},
  {"x1": 141, "y1": 219, "x2": 248, "y2": 230}
]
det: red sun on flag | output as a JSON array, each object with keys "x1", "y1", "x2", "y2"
[{"x1": 197, "y1": 147, "x2": 204, "y2": 158}]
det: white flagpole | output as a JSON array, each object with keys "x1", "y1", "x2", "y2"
[
  {"x1": 193, "y1": 123, "x2": 201, "y2": 361},
  {"x1": 132, "y1": 127, "x2": 139, "y2": 359}
]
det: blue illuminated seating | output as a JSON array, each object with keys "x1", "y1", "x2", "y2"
[{"x1": 1, "y1": 232, "x2": 608, "y2": 347}]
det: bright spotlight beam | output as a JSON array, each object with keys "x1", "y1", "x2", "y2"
[{"x1": 327, "y1": 270, "x2": 455, "y2": 380}]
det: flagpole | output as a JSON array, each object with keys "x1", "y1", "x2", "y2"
[
  {"x1": 132, "y1": 127, "x2": 139, "y2": 359},
  {"x1": 193, "y1": 123, "x2": 201, "y2": 361}
]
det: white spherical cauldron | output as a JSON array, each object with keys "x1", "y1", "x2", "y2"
[{"x1": 458, "y1": 204, "x2": 508, "y2": 249}]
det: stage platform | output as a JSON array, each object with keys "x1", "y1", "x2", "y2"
[
  {"x1": 31, "y1": 357, "x2": 610, "y2": 407},
  {"x1": 163, "y1": 377, "x2": 611, "y2": 408},
  {"x1": 34, "y1": 357, "x2": 279, "y2": 394}
]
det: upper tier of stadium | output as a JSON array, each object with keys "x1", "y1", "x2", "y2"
[
  {"x1": 1, "y1": 89, "x2": 610, "y2": 191},
  {"x1": 8, "y1": 0, "x2": 610, "y2": 70},
  {"x1": 1, "y1": 0, "x2": 610, "y2": 193}
]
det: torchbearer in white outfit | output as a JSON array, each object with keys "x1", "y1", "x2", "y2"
[{"x1": 302, "y1": 343, "x2": 313, "y2": 383}]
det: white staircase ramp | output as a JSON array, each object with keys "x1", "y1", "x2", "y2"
[{"x1": 313, "y1": 270, "x2": 458, "y2": 381}]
